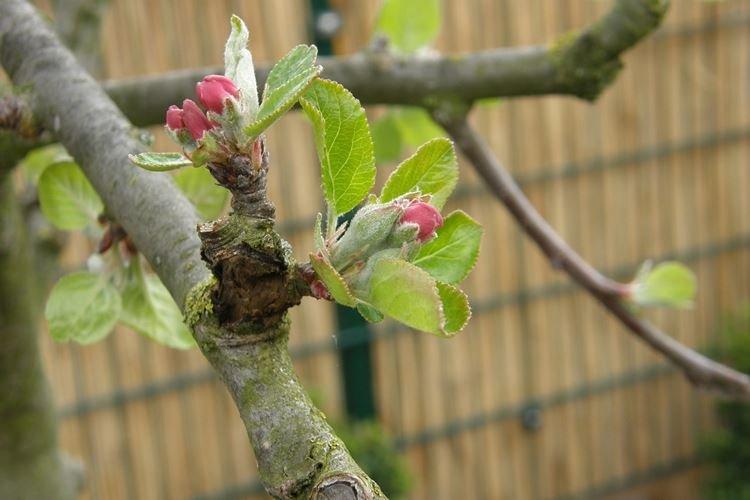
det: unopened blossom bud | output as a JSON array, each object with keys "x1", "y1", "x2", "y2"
[
  {"x1": 165, "y1": 105, "x2": 184, "y2": 130},
  {"x1": 400, "y1": 201, "x2": 443, "y2": 242},
  {"x1": 182, "y1": 99, "x2": 213, "y2": 140},
  {"x1": 329, "y1": 202, "x2": 404, "y2": 270},
  {"x1": 196, "y1": 75, "x2": 240, "y2": 114}
]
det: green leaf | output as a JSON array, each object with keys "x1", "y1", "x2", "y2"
[
  {"x1": 20, "y1": 144, "x2": 71, "y2": 184},
  {"x1": 128, "y1": 152, "x2": 193, "y2": 172},
  {"x1": 632, "y1": 261, "x2": 697, "y2": 309},
  {"x1": 45, "y1": 271, "x2": 121, "y2": 344},
  {"x1": 368, "y1": 258, "x2": 446, "y2": 336},
  {"x1": 301, "y1": 79, "x2": 376, "y2": 215},
  {"x1": 246, "y1": 45, "x2": 321, "y2": 137},
  {"x1": 225, "y1": 14, "x2": 259, "y2": 117},
  {"x1": 372, "y1": 112, "x2": 404, "y2": 164},
  {"x1": 393, "y1": 107, "x2": 445, "y2": 147},
  {"x1": 120, "y1": 258, "x2": 195, "y2": 349},
  {"x1": 380, "y1": 137, "x2": 458, "y2": 209},
  {"x1": 375, "y1": 0, "x2": 442, "y2": 53},
  {"x1": 174, "y1": 166, "x2": 228, "y2": 220},
  {"x1": 310, "y1": 253, "x2": 356, "y2": 307},
  {"x1": 437, "y1": 282, "x2": 471, "y2": 334},
  {"x1": 38, "y1": 161, "x2": 103, "y2": 230},
  {"x1": 412, "y1": 210, "x2": 483, "y2": 284},
  {"x1": 356, "y1": 302, "x2": 384, "y2": 323}
]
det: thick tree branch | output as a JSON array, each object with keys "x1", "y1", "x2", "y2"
[
  {"x1": 103, "y1": 0, "x2": 668, "y2": 127},
  {"x1": 0, "y1": 1, "x2": 381, "y2": 497},
  {"x1": 0, "y1": 173, "x2": 81, "y2": 499},
  {"x1": 436, "y1": 115, "x2": 750, "y2": 399},
  {"x1": 0, "y1": 6, "x2": 205, "y2": 307}
]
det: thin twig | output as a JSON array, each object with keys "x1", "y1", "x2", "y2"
[
  {"x1": 437, "y1": 115, "x2": 750, "y2": 399},
  {"x1": 102, "y1": 0, "x2": 668, "y2": 127}
]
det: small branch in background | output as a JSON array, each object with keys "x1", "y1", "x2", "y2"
[
  {"x1": 102, "y1": 0, "x2": 668, "y2": 127},
  {"x1": 436, "y1": 115, "x2": 750, "y2": 399},
  {"x1": 52, "y1": 0, "x2": 110, "y2": 76}
]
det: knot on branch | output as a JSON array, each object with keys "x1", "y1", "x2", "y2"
[
  {"x1": 549, "y1": 30, "x2": 624, "y2": 101},
  {"x1": 550, "y1": 0, "x2": 668, "y2": 101},
  {"x1": 198, "y1": 214, "x2": 308, "y2": 333},
  {"x1": 0, "y1": 94, "x2": 40, "y2": 139},
  {"x1": 197, "y1": 145, "x2": 310, "y2": 334},
  {"x1": 311, "y1": 474, "x2": 376, "y2": 500}
]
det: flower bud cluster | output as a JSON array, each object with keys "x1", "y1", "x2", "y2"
[{"x1": 164, "y1": 75, "x2": 246, "y2": 165}]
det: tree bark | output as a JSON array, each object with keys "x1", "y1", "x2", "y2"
[{"x1": 0, "y1": 174, "x2": 78, "y2": 499}]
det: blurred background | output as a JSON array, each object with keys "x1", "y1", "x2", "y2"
[{"x1": 25, "y1": 0, "x2": 750, "y2": 498}]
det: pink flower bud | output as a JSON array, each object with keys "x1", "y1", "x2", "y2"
[
  {"x1": 401, "y1": 201, "x2": 443, "y2": 242},
  {"x1": 165, "y1": 105, "x2": 184, "y2": 130},
  {"x1": 196, "y1": 75, "x2": 240, "y2": 114},
  {"x1": 181, "y1": 99, "x2": 213, "y2": 140}
]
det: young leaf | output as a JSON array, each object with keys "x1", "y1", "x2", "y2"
[
  {"x1": 368, "y1": 258, "x2": 445, "y2": 336},
  {"x1": 128, "y1": 152, "x2": 193, "y2": 172},
  {"x1": 437, "y1": 282, "x2": 471, "y2": 334},
  {"x1": 246, "y1": 45, "x2": 321, "y2": 137},
  {"x1": 38, "y1": 161, "x2": 103, "y2": 230},
  {"x1": 45, "y1": 271, "x2": 121, "y2": 344},
  {"x1": 120, "y1": 258, "x2": 195, "y2": 349},
  {"x1": 310, "y1": 253, "x2": 357, "y2": 307},
  {"x1": 380, "y1": 137, "x2": 458, "y2": 209},
  {"x1": 225, "y1": 14, "x2": 259, "y2": 117},
  {"x1": 300, "y1": 79, "x2": 376, "y2": 215},
  {"x1": 632, "y1": 261, "x2": 697, "y2": 308},
  {"x1": 174, "y1": 166, "x2": 228, "y2": 220},
  {"x1": 412, "y1": 210, "x2": 483, "y2": 284},
  {"x1": 375, "y1": 0, "x2": 442, "y2": 53},
  {"x1": 20, "y1": 144, "x2": 71, "y2": 184},
  {"x1": 356, "y1": 302, "x2": 384, "y2": 323}
]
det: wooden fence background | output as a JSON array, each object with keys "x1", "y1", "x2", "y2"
[{"x1": 29, "y1": 0, "x2": 750, "y2": 498}]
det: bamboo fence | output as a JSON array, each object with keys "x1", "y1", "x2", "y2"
[{"x1": 28, "y1": 0, "x2": 750, "y2": 498}]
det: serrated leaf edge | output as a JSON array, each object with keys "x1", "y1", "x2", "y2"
[
  {"x1": 128, "y1": 152, "x2": 193, "y2": 172},
  {"x1": 380, "y1": 137, "x2": 458, "y2": 208},
  {"x1": 436, "y1": 281, "x2": 472, "y2": 336},
  {"x1": 262, "y1": 44, "x2": 318, "y2": 96},
  {"x1": 413, "y1": 209, "x2": 483, "y2": 284},
  {"x1": 301, "y1": 79, "x2": 376, "y2": 215},
  {"x1": 245, "y1": 54, "x2": 322, "y2": 138},
  {"x1": 372, "y1": 257, "x2": 452, "y2": 337}
]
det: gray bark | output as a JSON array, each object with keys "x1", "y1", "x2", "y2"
[{"x1": 0, "y1": 173, "x2": 78, "y2": 499}]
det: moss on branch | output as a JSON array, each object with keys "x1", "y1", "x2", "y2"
[{"x1": 550, "y1": 0, "x2": 669, "y2": 100}]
